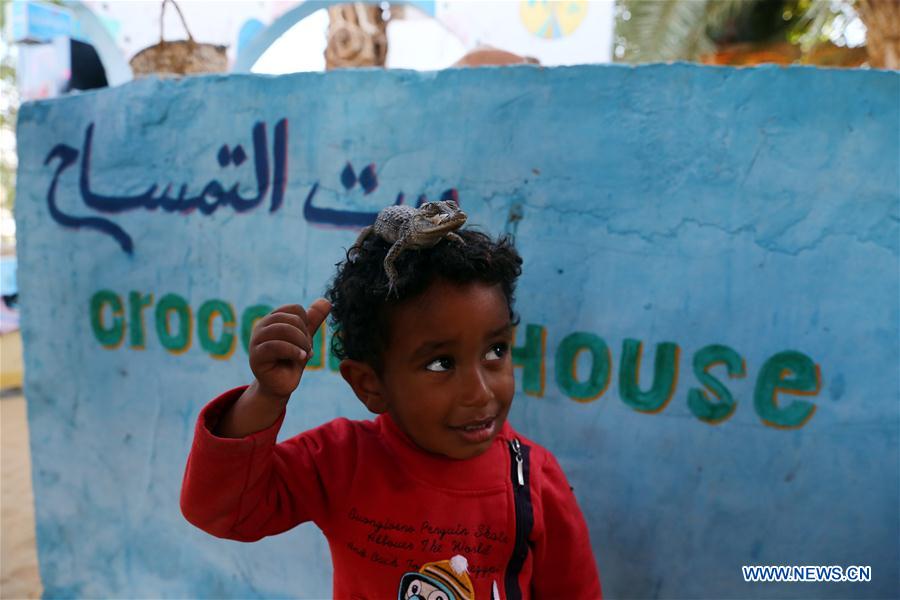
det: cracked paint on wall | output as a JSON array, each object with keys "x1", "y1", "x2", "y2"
[{"x1": 14, "y1": 64, "x2": 899, "y2": 599}]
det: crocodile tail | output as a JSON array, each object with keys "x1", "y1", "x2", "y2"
[{"x1": 350, "y1": 226, "x2": 374, "y2": 261}]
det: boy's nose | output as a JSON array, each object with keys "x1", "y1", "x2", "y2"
[{"x1": 458, "y1": 365, "x2": 493, "y2": 407}]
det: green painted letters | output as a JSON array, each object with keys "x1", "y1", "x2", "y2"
[
  {"x1": 688, "y1": 344, "x2": 745, "y2": 424},
  {"x1": 90, "y1": 290, "x2": 124, "y2": 348},
  {"x1": 197, "y1": 300, "x2": 236, "y2": 359},
  {"x1": 86, "y1": 287, "x2": 820, "y2": 432},
  {"x1": 555, "y1": 332, "x2": 611, "y2": 402},
  {"x1": 619, "y1": 339, "x2": 679, "y2": 413},
  {"x1": 155, "y1": 294, "x2": 191, "y2": 354},
  {"x1": 512, "y1": 324, "x2": 545, "y2": 396},
  {"x1": 128, "y1": 291, "x2": 153, "y2": 349},
  {"x1": 754, "y1": 351, "x2": 819, "y2": 429}
]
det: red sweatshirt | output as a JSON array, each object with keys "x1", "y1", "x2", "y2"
[{"x1": 181, "y1": 387, "x2": 602, "y2": 599}]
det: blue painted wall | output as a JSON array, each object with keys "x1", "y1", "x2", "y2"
[{"x1": 15, "y1": 64, "x2": 899, "y2": 599}]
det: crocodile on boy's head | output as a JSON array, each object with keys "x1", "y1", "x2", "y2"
[{"x1": 350, "y1": 201, "x2": 469, "y2": 297}]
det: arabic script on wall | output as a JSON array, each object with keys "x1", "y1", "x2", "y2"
[{"x1": 43, "y1": 119, "x2": 459, "y2": 254}]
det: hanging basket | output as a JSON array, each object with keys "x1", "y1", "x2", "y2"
[{"x1": 130, "y1": 0, "x2": 227, "y2": 78}]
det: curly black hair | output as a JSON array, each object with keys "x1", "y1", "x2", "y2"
[{"x1": 325, "y1": 228, "x2": 523, "y2": 373}]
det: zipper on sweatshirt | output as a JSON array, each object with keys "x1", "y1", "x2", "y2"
[
  {"x1": 511, "y1": 439, "x2": 525, "y2": 486},
  {"x1": 505, "y1": 438, "x2": 533, "y2": 600}
]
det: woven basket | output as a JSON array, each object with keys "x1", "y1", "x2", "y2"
[{"x1": 130, "y1": 0, "x2": 227, "y2": 78}]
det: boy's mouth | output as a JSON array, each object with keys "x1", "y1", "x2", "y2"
[{"x1": 449, "y1": 417, "x2": 497, "y2": 443}]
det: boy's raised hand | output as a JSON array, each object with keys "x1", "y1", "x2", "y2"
[{"x1": 249, "y1": 299, "x2": 332, "y2": 401}]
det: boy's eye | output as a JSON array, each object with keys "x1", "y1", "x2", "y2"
[
  {"x1": 425, "y1": 357, "x2": 454, "y2": 372},
  {"x1": 485, "y1": 342, "x2": 509, "y2": 361}
]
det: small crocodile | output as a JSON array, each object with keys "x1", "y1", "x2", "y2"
[{"x1": 353, "y1": 200, "x2": 467, "y2": 296}]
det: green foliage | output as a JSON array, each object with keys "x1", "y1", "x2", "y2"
[
  {"x1": 614, "y1": 0, "x2": 718, "y2": 62},
  {"x1": 614, "y1": 0, "x2": 859, "y2": 63}
]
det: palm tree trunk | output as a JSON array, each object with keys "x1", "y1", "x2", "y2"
[
  {"x1": 856, "y1": 0, "x2": 900, "y2": 69},
  {"x1": 325, "y1": 3, "x2": 388, "y2": 70}
]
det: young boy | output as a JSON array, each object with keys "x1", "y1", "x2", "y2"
[{"x1": 180, "y1": 205, "x2": 602, "y2": 599}]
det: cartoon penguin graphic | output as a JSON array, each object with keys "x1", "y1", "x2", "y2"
[{"x1": 397, "y1": 555, "x2": 475, "y2": 600}]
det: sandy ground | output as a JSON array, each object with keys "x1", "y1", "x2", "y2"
[{"x1": 1, "y1": 390, "x2": 43, "y2": 599}]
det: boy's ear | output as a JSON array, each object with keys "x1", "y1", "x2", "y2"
[{"x1": 339, "y1": 359, "x2": 388, "y2": 415}]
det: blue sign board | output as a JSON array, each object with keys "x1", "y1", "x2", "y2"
[{"x1": 14, "y1": 65, "x2": 899, "y2": 598}]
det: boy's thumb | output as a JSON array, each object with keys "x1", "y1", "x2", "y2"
[{"x1": 306, "y1": 298, "x2": 332, "y2": 334}]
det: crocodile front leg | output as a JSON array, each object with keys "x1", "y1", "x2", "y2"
[
  {"x1": 383, "y1": 239, "x2": 406, "y2": 297},
  {"x1": 446, "y1": 232, "x2": 465, "y2": 245}
]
